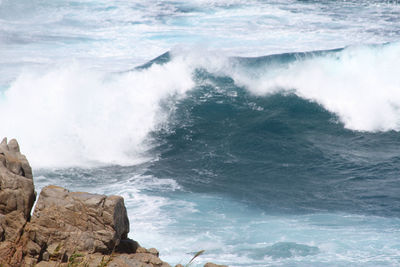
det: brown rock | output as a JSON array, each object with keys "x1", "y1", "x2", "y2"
[
  {"x1": 0, "y1": 137, "x2": 33, "y2": 179},
  {"x1": 0, "y1": 138, "x2": 35, "y2": 265},
  {"x1": 0, "y1": 138, "x2": 36, "y2": 241},
  {"x1": 110, "y1": 252, "x2": 171, "y2": 267},
  {"x1": 148, "y1": 248, "x2": 159, "y2": 257},
  {"x1": 115, "y1": 239, "x2": 140, "y2": 254},
  {"x1": 33, "y1": 251, "x2": 171, "y2": 267},
  {"x1": 0, "y1": 241, "x2": 16, "y2": 265},
  {"x1": 204, "y1": 263, "x2": 228, "y2": 267},
  {"x1": 136, "y1": 247, "x2": 148, "y2": 253},
  {"x1": 21, "y1": 185, "x2": 130, "y2": 260},
  {"x1": 131, "y1": 253, "x2": 163, "y2": 265}
]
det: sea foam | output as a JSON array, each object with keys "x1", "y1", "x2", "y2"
[
  {"x1": 0, "y1": 57, "x2": 194, "y2": 168},
  {"x1": 229, "y1": 42, "x2": 400, "y2": 132},
  {"x1": 1, "y1": 43, "x2": 399, "y2": 168}
]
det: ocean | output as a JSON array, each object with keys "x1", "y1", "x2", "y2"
[{"x1": 1, "y1": 0, "x2": 400, "y2": 266}]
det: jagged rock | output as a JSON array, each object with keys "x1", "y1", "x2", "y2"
[
  {"x1": 34, "y1": 249, "x2": 172, "y2": 267},
  {"x1": 176, "y1": 262, "x2": 228, "y2": 267},
  {"x1": 0, "y1": 137, "x2": 33, "y2": 180},
  {"x1": 21, "y1": 185, "x2": 130, "y2": 262},
  {"x1": 148, "y1": 248, "x2": 159, "y2": 257},
  {"x1": 109, "y1": 252, "x2": 171, "y2": 267},
  {"x1": 136, "y1": 247, "x2": 148, "y2": 253},
  {"x1": 0, "y1": 138, "x2": 35, "y2": 265},
  {"x1": 115, "y1": 239, "x2": 140, "y2": 254}
]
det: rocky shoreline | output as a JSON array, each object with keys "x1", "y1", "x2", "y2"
[{"x1": 0, "y1": 138, "x2": 226, "y2": 267}]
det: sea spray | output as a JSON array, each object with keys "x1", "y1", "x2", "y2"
[
  {"x1": 0, "y1": 58, "x2": 194, "y2": 167},
  {"x1": 226, "y1": 42, "x2": 400, "y2": 131},
  {"x1": 2, "y1": 42, "x2": 400, "y2": 167}
]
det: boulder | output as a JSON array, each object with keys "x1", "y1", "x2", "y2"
[
  {"x1": 204, "y1": 263, "x2": 228, "y2": 267},
  {"x1": 0, "y1": 138, "x2": 35, "y2": 265},
  {"x1": 34, "y1": 249, "x2": 172, "y2": 267},
  {"x1": 21, "y1": 185, "x2": 130, "y2": 262},
  {"x1": 109, "y1": 252, "x2": 171, "y2": 267},
  {"x1": 0, "y1": 137, "x2": 33, "y2": 180}
]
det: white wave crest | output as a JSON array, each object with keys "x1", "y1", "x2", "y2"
[
  {"x1": 0, "y1": 57, "x2": 194, "y2": 168},
  {"x1": 2, "y1": 43, "x2": 399, "y2": 168},
  {"x1": 230, "y1": 42, "x2": 400, "y2": 132}
]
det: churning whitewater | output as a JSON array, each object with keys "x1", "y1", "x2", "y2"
[
  {"x1": 2, "y1": 43, "x2": 400, "y2": 167},
  {"x1": 1, "y1": 0, "x2": 400, "y2": 266}
]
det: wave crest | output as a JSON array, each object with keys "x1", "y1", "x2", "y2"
[
  {"x1": 230, "y1": 43, "x2": 400, "y2": 131},
  {"x1": 0, "y1": 59, "x2": 194, "y2": 168}
]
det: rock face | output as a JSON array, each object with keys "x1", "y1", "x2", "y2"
[
  {"x1": 21, "y1": 185, "x2": 131, "y2": 263},
  {"x1": 19, "y1": 185, "x2": 173, "y2": 266},
  {"x1": 0, "y1": 137, "x2": 35, "y2": 240},
  {"x1": 0, "y1": 137, "x2": 226, "y2": 267},
  {"x1": 204, "y1": 263, "x2": 229, "y2": 267},
  {"x1": 0, "y1": 138, "x2": 36, "y2": 263}
]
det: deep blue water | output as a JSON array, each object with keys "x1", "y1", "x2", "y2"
[{"x1": 149, "y1": 68, "x2": 400, "y2": 217}]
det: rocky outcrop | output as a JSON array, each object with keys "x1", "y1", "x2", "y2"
[
  {"x1": 204, "y1": 263, "x2": 228, "y2": 267},
  {"x1": 21, "y1": 185, "x2": 131, "y2": 264},
  {"x1": 0, "y1": 138, "x2": 36, "y2": 264},
  {"x1": 0, "y1": 137, "x2": 226, "y2": 267},
  {"x1": 1, "y1": 181, "x2": 171, "y2": 267},
  {"x1": 0, "y1": 138, "x2": 35, "y2": 240}
]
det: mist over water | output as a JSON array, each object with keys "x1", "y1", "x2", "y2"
[{"x1": 1, "y1": 0, "x2": 400, "y2": 266}]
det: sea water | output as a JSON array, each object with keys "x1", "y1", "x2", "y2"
[{"x1": 1, "y1": 0, "x2": 400, "y2": 266}]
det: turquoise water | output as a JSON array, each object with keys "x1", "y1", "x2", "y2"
[{"x1": 1, "y1": 0, "x2": 400, "y2": 266}]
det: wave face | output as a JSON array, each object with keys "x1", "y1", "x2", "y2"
[
  {"x1": 229, "y1": 43, "x2": 400, "y2": 131},
  {"x1": 144, "y1": 43, "x2": 400, "y2": 218},
  {"x1": 2, "y1": 43, "x2": 400, "y2": 168}
]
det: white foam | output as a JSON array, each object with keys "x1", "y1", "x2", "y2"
[
  {"x1": 229, "y1": 43, "x2": 400, "y2": 132},
  {"x1": 2, "y1": 43, "x2": 400, "y2": 168},
  {"x1": 2, "y1": 0, "x2": 400, "y2": 84},
  {"x1": 0, "y1": 58, "x2": 194, "y2": 168}
]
